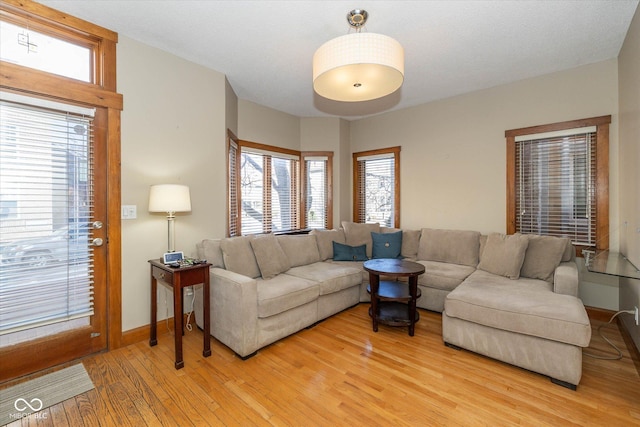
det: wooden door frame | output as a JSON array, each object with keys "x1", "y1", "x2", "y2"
[{"x1": 0, "y1": 0, "x2": 123, "y2": 381}]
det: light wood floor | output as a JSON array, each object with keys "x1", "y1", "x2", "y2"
[{"x1": 6, "y1": 304, "x2": 640, "y2": 426}]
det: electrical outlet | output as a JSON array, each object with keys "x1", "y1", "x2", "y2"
[{"x1": 635, "y1": 306, "x2": 639, "y2": 326}]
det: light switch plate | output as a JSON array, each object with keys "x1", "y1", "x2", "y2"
[{"x1": 121, "y1": 205, "x2": 137, "y2": 219}]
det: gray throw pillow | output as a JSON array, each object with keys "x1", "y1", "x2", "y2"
[
  {"x1": 277, "y1": 234, "x2": 321, "y2": 267},
  {"x1": 250, "y1": 234, "x2": 291, "y2": 280},
  {"x1": 520, "y1": 235, "x2": 570, "y2": 283},
  {"x1": 478, "y1": 233, "x2": 529, "y2": 279},
  {"x1": 198, "y1": 239, "x2": 224, "y2": 268},
  {"x1": 310, "y1": 229, "x2": 346, "y2": 260},
  {"x1": 220, "y1": 236, "x2": 261, "y2": 278}
]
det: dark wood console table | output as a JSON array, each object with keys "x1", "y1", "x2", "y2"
[
  {"x1": 149, "y1": 259, "x2": 211, "y2": 369},
  {"x1": 364, "y1": 258, "x2": 425, "y2": 336}
]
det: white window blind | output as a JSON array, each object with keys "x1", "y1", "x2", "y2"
[
  {"x1": 355, "y1": 154, "x2": 395, "y2": 227},
  {"x1": 0, "y1": 98, "x2": 94, "y2": 335},
  {"x1": 515, "y1": 131, "x2": 596, "y2": 246},
  {"x1": 228, "y1": 139, "x2": 239, "y2": 237},
  {"x1": 304, "y1": 156, "x2": 328, "y2": 229},
  {"x1": 240, "y1": 148, "x2": 299, "y2": 235}
]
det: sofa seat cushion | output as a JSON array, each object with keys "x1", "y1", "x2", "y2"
[
  {"x1": 416, "y1": 260, "x2": 476, "y2": 291},
  {"x1": 257, "y1": 275, "x2": 319, "y2": 318},
  {"x1": 445, "y1": 270, "x2": 591, "y2": 347},
  {"x1": 286, "y1": 262, "x2": 362, "y2": 296}
]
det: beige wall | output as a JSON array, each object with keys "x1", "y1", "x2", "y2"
[
  {"x1": 226, "y1": 77, "x2": 238, "y2": 136},
  {"x1": 118, "y1": 36, "x2": 227, "y2": 331},
  {"x1": 350, "y1": 59, "x2": 620, "y2": 308},
  {"x1": 618, "y1": 5, "x2": 640, "y2": 350},
  {"x1": 237, "y1": 99, "x2": 299, "y2": 149}
]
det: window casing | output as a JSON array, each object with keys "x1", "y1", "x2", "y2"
[
  {"x1": 506, "y1": 116, "x2": 610, "y2": 254},
  {"x1": 353, "y1": 146, "x2": 401, "y2": 228}
]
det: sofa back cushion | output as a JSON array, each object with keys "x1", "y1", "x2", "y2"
[
  {"x1": 478, "y1": 233, "x2": 529, "y2": 279},
  {"x1": 277, "y1": 234, "x2": 321, "y2": 267},
  {"x1": 250, "y1": 234, "x2": 292, "y2": 280},
  {"x1": 562, "y1": 239, "x2": 575, "y2": 262},
  {"x1": 220, "y1": 236, "x2": 261, "y2": 279},
  {"x1": 401, "y1": 229, "x2": 421, "y2": 259},
  {"x1": 197, "y1": 239, "x2": 225, "y2": 268},
  {"x1": 417, "y1": 228, "x2": 481, "y2": 267},
  {"x1": 342, "y1": 221, "x2": 381, "y2": 258},
  {"x1": 520, "y1": 235, "x2": 570, "y2": 283},
  {"x1": 311, "y1": 229, "x2": 346, "y2": 260}
]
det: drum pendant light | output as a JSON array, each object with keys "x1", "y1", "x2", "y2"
[{"x1": 313, "y1": 10, "x2": 404, "y2": 102}]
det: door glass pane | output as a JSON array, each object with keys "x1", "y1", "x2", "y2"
[
  {"x1": 0, "y1": 20, "x2": 92, "y2": 82},
  {"x1": 0, "y1": 99, "x2": 94, "y2": 341}
]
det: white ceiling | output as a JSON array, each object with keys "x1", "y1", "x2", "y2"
[{"x1": 39, "y1": 0, "x2": 639, "y2": 119}]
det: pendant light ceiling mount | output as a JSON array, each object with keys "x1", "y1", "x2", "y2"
[{"x1": 312, "y1": 9, "x2": 405, "y2": 103}]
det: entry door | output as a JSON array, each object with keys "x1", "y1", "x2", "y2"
[{"x1": 0, "y1": 96, "x2": 108, "y2": 382}]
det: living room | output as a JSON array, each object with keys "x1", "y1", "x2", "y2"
[{"x1": 0, "y1": 0, "x2": 639, "y2": 424}]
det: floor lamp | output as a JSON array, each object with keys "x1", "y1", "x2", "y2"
[{"x1": 148, "y1": 184, "x2": 191, "y2": 253}]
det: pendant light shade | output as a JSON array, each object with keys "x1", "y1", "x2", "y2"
[{"x1": 313, "y1": 10, "x2": 404, "y2": 102}]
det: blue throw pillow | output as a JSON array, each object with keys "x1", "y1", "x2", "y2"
[
  {"x1": 332, "y1": 241, "x2": 368, "y2": 261},
  {"x1": 371, "y1": 231, "x2": 403, "y2": 259}
]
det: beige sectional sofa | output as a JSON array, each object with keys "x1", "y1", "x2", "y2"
[{"x1": 194, "y1": 223, "x2": 592, "y2": 389}]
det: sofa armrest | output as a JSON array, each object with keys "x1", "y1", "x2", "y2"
[
  {"x1": 209, "y1": 267, "x2": 259, "y2": 357},
  {"x1": 553, "y1": 261, "x2": 579, "y2": 297}
]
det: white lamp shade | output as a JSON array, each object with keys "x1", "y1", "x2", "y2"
[
  {"x1": 148, "y1": 184, "x2": 191, "y2": 213},
  {"x1": 313, "y1": 32, "x2": 404, "y2": 102}
]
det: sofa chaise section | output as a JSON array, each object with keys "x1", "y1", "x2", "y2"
[{"x1": 442, "y1": 234, "x2": 591, "y2": 389}]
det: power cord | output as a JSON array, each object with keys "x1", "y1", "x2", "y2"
[
  {"x1": 165, "y1": 288, "x2": 173, "y2": 335},
  {"x1": 584, "y1": 310, "x2": 635, "y2": 360},
  {"x1": 185, "y1": 291, "x2": 195, "y2": 332}
]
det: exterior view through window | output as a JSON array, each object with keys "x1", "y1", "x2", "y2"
[
  {"x1": 0, "y1": 95, "x2": 95, "y2": 343},
  {"x1": 227, "y1": 134, "x2": 333, "y2": 236},
  {"x1": 353, "y1": 147, "x2": 401, "y2": 228}
]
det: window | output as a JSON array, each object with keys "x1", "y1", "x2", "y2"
[
  {"x1": 227, "y1": 135, "x2": 334, "y2": 236},
  {"x1": 0, "y1": 93, "x2": 95, "y2": 335},
  {"x1": 301, "y1": 152, "x2": 333, "y2": 229},
  {"x1": 228, "y1": 138, "x2": 301, "y2": 235},
  {"x1": 0, "y1": 15, "x2": 98, "y2": 83},
  {"x1": 506, "y1": 116, "x2": 610, "y2": 254},
  {"x1": 353, "y1": 146, "x2": 401, "y2": 228}
]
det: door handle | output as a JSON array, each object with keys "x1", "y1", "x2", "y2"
[
  {"x1": 92, "y1": 238, "x2": 104, "y2": 247},
  {"x1": 92, "y1": 221, "x2": 103, "y2": 229}
]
